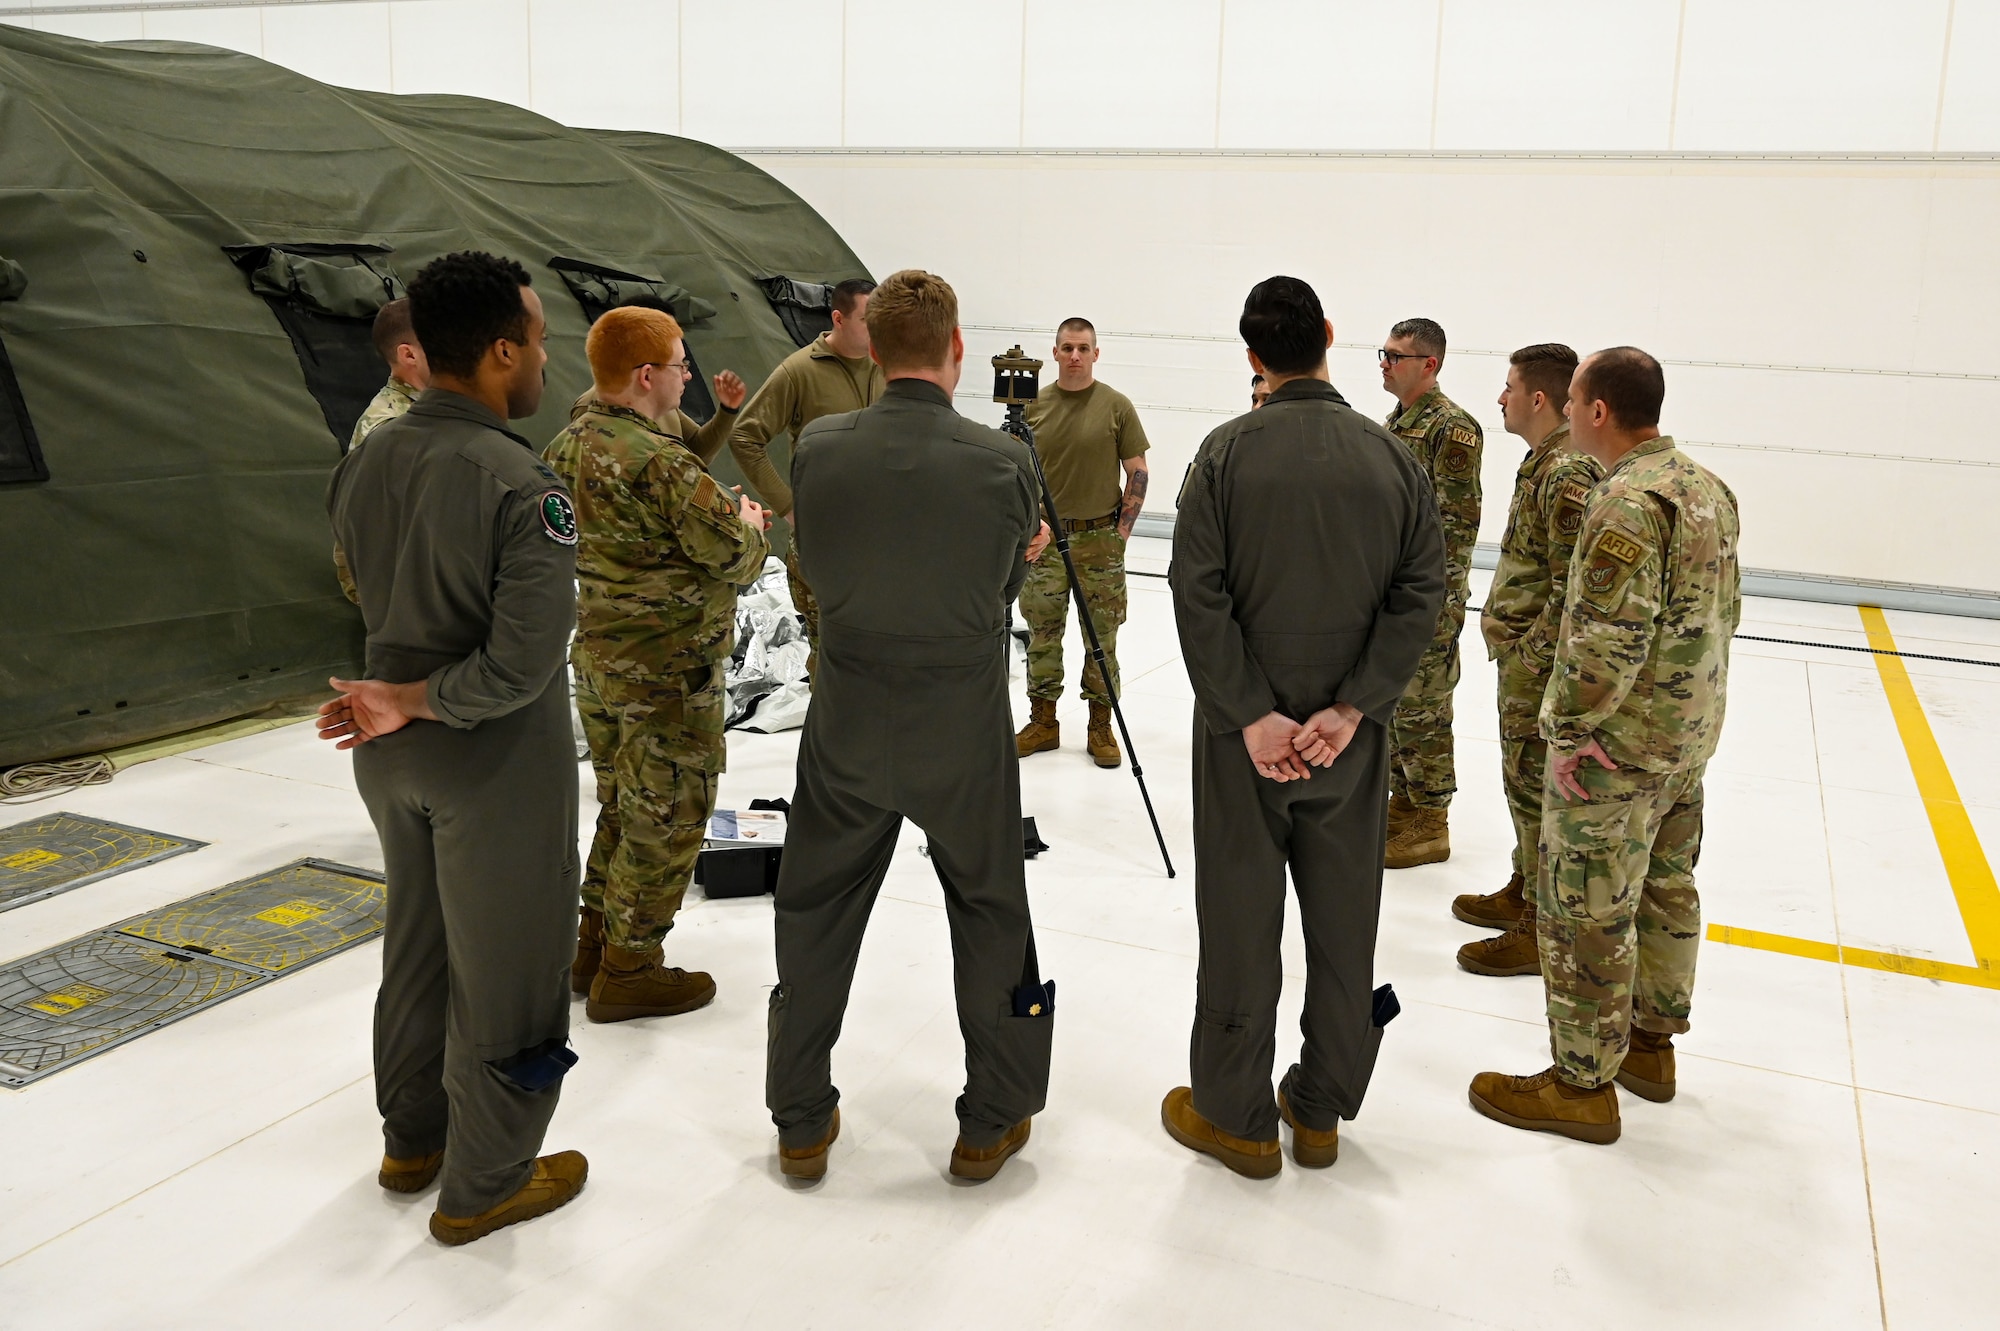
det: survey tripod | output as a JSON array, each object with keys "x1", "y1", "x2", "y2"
[{"x1": 992, "y1": 346, "x2": 1175, "y2": 878}]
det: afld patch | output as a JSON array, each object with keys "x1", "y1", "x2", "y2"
[
  {"x1": 539, "y1": 489, "x2": 579, "y2": 545},
  {"x1": 1580, "y1": 528, "x2": 1646, "y2": 605}
]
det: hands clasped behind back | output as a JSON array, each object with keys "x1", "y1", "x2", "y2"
[{"x1": 1241, "y1": 702, "x2": 1365, "y2": 782}]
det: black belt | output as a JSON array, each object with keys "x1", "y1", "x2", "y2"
[{"x1": 1061, "y1": 510, "x2": 1119, "y2": 534}]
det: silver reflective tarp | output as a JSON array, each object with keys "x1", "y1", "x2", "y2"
[{"x1": 727, "y1": 557, "x2": 811, "y2": 733}]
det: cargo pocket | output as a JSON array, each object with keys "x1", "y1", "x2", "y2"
[{"x1": 986, "y1": 1010, "x2": 1056, "y2": 1121}]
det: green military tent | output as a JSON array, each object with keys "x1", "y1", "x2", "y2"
[{"x1": 0, "y1": 23, "x2": 868, "y2": 768}]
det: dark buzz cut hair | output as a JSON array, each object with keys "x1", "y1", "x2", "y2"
[
  {"x1": 1391, "y1": 317, "x2": 1446, "y2": 359},
  {"x1": 407, "y1": 251, "x2": 532, "y2": 379},
  {"x1": 1239, "y1": 276, "x2": 1326, "y2": 376},
  {"x1": 1578, "y1": 345, "x2": 1666, "y2": 429},
  {"x1": 831, "y1": 277, "x2": 877, "y2": 316},
  {"x1": 1056, "y1": 316, "x2": 1097, "y2": 342},
  {"x1": 1509, "y1": 342, "x2": 1579, "y2": 408},
  {"x1": 371, "y1": 297, "x2": 417, "y2": 368}
]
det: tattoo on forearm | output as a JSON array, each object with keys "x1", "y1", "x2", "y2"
[{"x1": 1119, "y1": 469, "x2": 1149, "y2": 531}]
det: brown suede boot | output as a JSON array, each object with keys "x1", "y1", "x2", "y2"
[
  {"x1": 1160, "y1": 1086, "x2": 1281, "y2": 1179},
  {"x1": 779, "y1": 1109, "x2": 840, "y2": 1181},
  {"x1": 1456, "y1": 915, "x2": 1540, "y2": 976},
  {"x1": 1452, "y1": 872, "x2": 1528, "y2": 928},
  {"x1": 571, "y1": 906, "x2": 603, "y2": 997},
  {"x1": 1276, "y1": 1088, "x2": 1339, "y2": 1168},
  {"x1": 1468, "y1": 1066, "x2": 1621, "y2": 1144},
  {"x1": 1016, "y1": 697, "x2": 1060, "y2": 757},
  {"x1": 1384, "y1": 805, "x2": 1450, "y2": 869},
  {"x1": 378, "y1": 1149, "x2": 444, "y2": 1194},
  {"x1": 585, "y1": 942, "x2": 717, "y2": 1023},
  {"x1": 1618, "y1": 1028, "x2": 1678, "y2": 1103},
  {"x1": 1087, "y1": 702, "x2": 1121, "y2": 768},
  {"x1": 1387, "y1": 790, "x2": 1417, "y2": 837},
  {"x1": 429, "y1": 1151, "x2": 588, "y2": 1245},
  {"x1": 950, "y1": 1118, "x2": 1032, "y2": 1182}
]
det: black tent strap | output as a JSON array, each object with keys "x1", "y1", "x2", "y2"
[{"x1": 1126, "y1": 570, "x2": 2000, "y2": 669}]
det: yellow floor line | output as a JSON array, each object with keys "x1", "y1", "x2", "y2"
[
  {"x1": 1857, "y1": 606, "x2": 2000, "y2": 963},
  {"x1": 1708, "y1": 605, "x2": 2000, "y2": 988},
  {"x1": 1707, "y1": 923, "x2": 2000, "y2": 991}
]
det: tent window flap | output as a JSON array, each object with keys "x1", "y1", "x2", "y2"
[
  {"x1": 224, "y1": 243, "x2": 404, "y2": 452},
  {"x1": 550, "y1": 256, "x2": 718, "y2": 423},
  {"x1": 758, "y1": 276, "x2": 833, "y2": 350}
]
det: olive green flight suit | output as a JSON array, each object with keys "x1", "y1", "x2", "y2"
[
  {"x1": 765, "y1": 379, "x2": 1052, "y2": 1152},
  {"x1": 1170, "y1": 379, "x2": 1445, "y2": 1140},
  {"x1": 327, "y1": 388, "x2": 581, "y2": 1218}
]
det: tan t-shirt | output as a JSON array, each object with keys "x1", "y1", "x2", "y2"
[{"x1": 1023, "y1": 380, "x2": 1149, "y2": 521}]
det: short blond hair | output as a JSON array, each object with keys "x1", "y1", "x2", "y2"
[
  {"x1": 586, "y1": 305, "x2": 682, "y2": 391},
  {"x1": 866, "y1": 268, "x2": 957, "y2": 372}
]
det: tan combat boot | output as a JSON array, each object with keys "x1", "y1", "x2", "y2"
[
  {"x1": 428, "y1": 1151, "x2": 588, "y2": 1245},
  {"x1": 378, "y1": 1149, "x2": 444, "y2": 1194},
  {"x1": 1384, "y1": 805, "x2": 1450, "y2": 869},
  {"x1": 1016, "y1": 697, "x2": 1060, "y2": 757},
  {"x1": 1617, "y1": 1028, "x2": 1677, "y2": 1103},
  {"x1": 1387, "y1": 790, "x2": 1417, "y2": 837},
  {"x1": 1468, "y1": 1066, "x2": 1620, "y2": 1144},
  {"x1": 1452, "y1": 871, "x2": 1528, "y2": 928},
  {"x1": 1456, "y1": 915, "x2": 1540, "y2": 976},
  {"x1": 950, "y1": 1117, "x2": 1032, "y2": 1182},
  {"x1": 1276, "y1": 1088, "x2": 1339, "y2": 1168},
  {"x1": 779, "y1": 1109, "x2": 840, "y2": 1181},
  {"x1": 1087, "y1": 702, "x2": 1122, "y2": 768},
  {"x1": 586, "y1": 942, "x2": 717, "y2": 1023},
  {"x1": 1160, "y1": 1086, "x2": 1281, "y2": 1179},
  {"x1": 571, "y1": 905, "x2": 603, "y2": 997}
]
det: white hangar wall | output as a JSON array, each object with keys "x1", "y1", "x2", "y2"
[{"x1": 13, "y1": 0, "x2": 2000, "y2": 596}]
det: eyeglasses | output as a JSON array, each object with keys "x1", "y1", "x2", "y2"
[
  {"x1": 639, "y1": 361, "x2": 693, "y2": 378},
  {"x1": 1377, "y1": 349, "x2": 1430, "y2": 365}
]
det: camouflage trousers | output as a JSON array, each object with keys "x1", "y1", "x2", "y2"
[
  {"x1": 1388, "y1": 602, "x2": 1464, "y2": 808},
  {"x1": 1496, "y1": 647, "x2": 1552, "y2": 879},
  {"x1": 1535, "y1": 761, "x2": 1704, "y2": 1089},
  {"x1": 575, "y1": 653, "x2": 726, "y2": 951},
  {"x1": 1019, "y1": 526, "x2": 1126, "y2": 706},
  {"x1": 784, "y1": 539, "x2": 820, "y2": 680}
]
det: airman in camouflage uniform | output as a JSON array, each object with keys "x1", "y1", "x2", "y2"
[
  {"x1": 1014, "y1": 319, "x2": 1151, "y2": 769},
  {"x1": 543, "y1": 306, "x2": 769, "y2": 1024},
  {"x1": 333, "y1": 298, "x2": 428, "y2": 604},
  {"x1": 351, "y1": 376, "x2": 420, "y2": 451},
  {"x1": 1471, "y1": 347, "x2": 1738, "y2": 1145},
  {"x1": 1456, "y1": 345, "x2": 1604, "y2": 978},
  {"x1": 1377, "y1": 319, "x2": 1481, "y2": 867}
]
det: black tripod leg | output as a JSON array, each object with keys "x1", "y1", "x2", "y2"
[{"x1": 1009, "y1": 417, "x2": 1176, "y2": 879}]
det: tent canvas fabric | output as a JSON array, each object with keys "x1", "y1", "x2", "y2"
[{"x1": 0, "y1": 24, "x2": 871, "y2": 767}]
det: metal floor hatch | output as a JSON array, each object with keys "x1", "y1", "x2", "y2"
[
  {"x1": 0, "y1": 858, "x2": 385, "y2": 1087},
  {"x1": 0, "y1": 812, "x2": 205, "y2": 913}
]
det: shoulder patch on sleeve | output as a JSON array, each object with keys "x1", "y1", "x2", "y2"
[
  {"x1": 1594, "y1": 529, "x2": 1645, "y2": 567},
  {"x1": 1446, "y1": 423, "x2": 1480, "y2": 448},
  {"x1": 537, "y1": 489, "x2": 578, "y2": 546},
  {"x1": 692, "y1": 471, "x2": 723, "y2": 513},
  {"x1": 1553, "y1": 479, "x2": 1592, "y2": 538},
  {"x1": 1439, "y1": 443, "x2": 1476, "y2": 478},
  {"x1": 1577, "y1": 527, "x2": 1647, "y2": 611}
]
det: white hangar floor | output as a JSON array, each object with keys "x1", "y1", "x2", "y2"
[{"x1": 2, "y1": 540, "x2": 1995, "y2": 1329}]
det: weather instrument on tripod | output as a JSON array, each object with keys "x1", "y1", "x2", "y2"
[{"x1": 992, "y1": 345, "x2": 1175, "y2": 879}]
